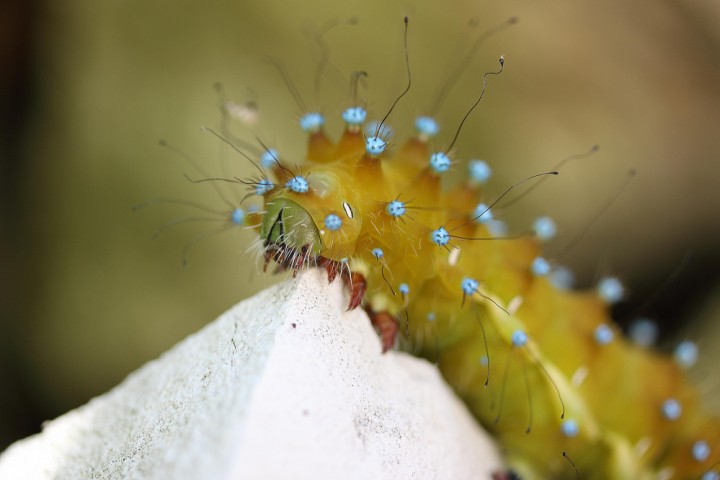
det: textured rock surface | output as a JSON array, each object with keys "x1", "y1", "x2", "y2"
[{"x1": 0, "y1": 269, "x2": 502, "y2": 480}]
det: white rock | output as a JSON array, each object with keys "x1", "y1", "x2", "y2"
[{"x1": 0, "y1": 269, "x2": 502, "y2": 480}]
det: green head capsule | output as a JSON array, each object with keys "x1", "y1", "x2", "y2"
[{"x1": 261, "y1": 198, "x2": 323, "y2": 256}]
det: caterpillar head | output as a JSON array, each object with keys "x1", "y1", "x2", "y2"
[
  {"x1": 260, "y1": 173, "x2": 364, "y2": 270},
  {"x1": 260, "y1": 197, "x2": 323, "y2": 260}
]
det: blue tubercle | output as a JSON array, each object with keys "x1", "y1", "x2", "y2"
[
  {"x1": 549, "y1": 265, "x2": 575, "y2": 290},
  {"x1": 531, "y1": 257, "x2": 551, "y2": 277},
  {"x1": 231, "y1": 208, "x2": 245, "y2": 226},
  {"x1": 299, "y1": 112, "x2": 324, "y2": 132},
  {"x1": 260, "y1": 149, "x2": 279, "y2": 169},
  {"x1": 473, "y1": 203, "x2": 493, "y2": 224},
  {"x1": 487, "y1": 220, "x2": 508, "y2": 237},
  {"x1": 324, "y1": 214, "x2": 342, "y2": 231},
  {"x1": 628, "y1": 318, "x2": 659, "y2": 347},
  {"x1": 256, "y1": 178, "x2": 274, "y2": 196},
  {"x1": 386, "y1": 200, "x2": 406, "y2": 218},
  {"x1": 468, "y1": 160, "x2": 492, "y2": 183},
  {"x1": 431, "y1": 227, "x2": 450, "y2": 247},
  {"x1": 674, "y1": 340, "x2": 699, "y2": 369},
  {"x1": 429, "y1": 152, "x2": 451, "y2": 173},
  {"x1": 661, "y1": 398, "x2": 682, "y2": 421},
  {"x1": 342, "y1": 106, "x2": 367, "y2": 126},
  {"x1": 415, "y1": 116, "x2": 439, "y2": 139},
  {"x1": 426, "y1": 312, "x2": 436, "y2": 322},
  {"x1": 285, "y1": 176, "x2": 309, "y2": 193},
  {"x1": 461, "y1": 277, "x2": 479, "y2": 296},
  {"x1": 366, "y1": 136, "x2": 387, "y2": 156},
  {"x1": 692, "y1": 440, "x2": 710, "y2": 462},
  {"x1": 533, "y1": 216, "x2": 557, "y2": 241},
  {"x1": 594, "y1": 324, "x2": 614, "y2": 345},
  {"x1": 597, "y1": 276, "x2": 624, "y2": 304},
  {"x1": 399, "y1": 283, "x2": 410, "y2": 295},
  {"x1": 372, "y1": 248, "x2": 384, "y2": 259},
  {"x1": 561, "y1": 419, "x2": 579, "y2": 438},
  {"x1": 512, "y1": 330, "x2": 529, "y2": 347}
]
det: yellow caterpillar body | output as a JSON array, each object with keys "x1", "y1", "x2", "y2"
[
  {"x1": 152, "y1": 16, "x2": 720, "y2": 479},
  {"x1": 244, "y1": 112, "x2": 720, "y2": 478}
]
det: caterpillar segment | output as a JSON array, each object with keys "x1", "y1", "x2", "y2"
[{"x1": 250, "y1": 105, "x2": 720, "y2": 479}]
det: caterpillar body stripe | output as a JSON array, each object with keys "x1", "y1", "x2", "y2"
[{"x1": 194, "y1": 17, "x2": 718, "y2": 480}]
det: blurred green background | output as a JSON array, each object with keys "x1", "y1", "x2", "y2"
[{"x1": 2, "y1": 0, "x2": 720, "y2": 450}]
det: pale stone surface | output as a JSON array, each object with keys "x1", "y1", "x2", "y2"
[{"x1": 0, "y1": 269, "x2": 502, "y2": 480}]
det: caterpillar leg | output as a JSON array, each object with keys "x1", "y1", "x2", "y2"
[
  {"x1": 366, "y1": 309, "x2": 399, "y2": 353},
  {"x1": 263, "y1": 244, "x2": 313, "y2": 277},
  {"x1": 317, "y1": 257, "x2": 367, "y2": 310},
  {"x1": 341, "y1": 271, "x2": 366, "y2": 310},
  {"x1": 317, "y1": 257, "x2": 393, "y2": 349},
  {"x1": 317, "y1": 256, "x2": 341, "y2": 283}
]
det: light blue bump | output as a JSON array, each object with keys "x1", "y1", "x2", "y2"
[
  {"x1": 550, "y1": 265, "x2": 575, "y2": 290},
  {"x1": 674, "y1": 340, "x2": 699, "y2": 369},
  {"x1": 561, "y1": 419, "x2": 579, "y2": 438},
  {"x1": 702, "y1": 472, "x2": 719, "y2": 480},
  {"x1": 399, "y1": 283, "x2": 410, "y2": 295},
  {"x1": 693, "y1": 440, "x2": 711, "y2": 462},
  {"x1": 429, "y1": 152, "x2": 451, "y2": 173},
  {"x1": 339, "y1": 257, "x2": 349, "y2": 264},
  {"x1": 324, "y1": 214, "x2": 342, "y2": 231},
  {"x1": 533, "y1": 216, "x2": 557, "y2": 241},
  {"x1": 386, "y1": 200, "x2": 406, "y2": 218},
  {"x1": 426, "y1": 312, "x2": 436, "y2": 322},
  {"x1": 372, "y1": 248, "x2": 384, "y2": 259},
  {"x1": 531, "y1": 257, "x2": 551, "y2": 277},
  {"x1": 285, "y1": 176, "x2": 309, "y2": 193},
  {"x1": 365, "y1": 136, "x2": 387, "y2": 156},
  {"x1": 415, "y1": 116, "x2": 439, "y2": 138},
  {"x1": 512, "y1": 330, "x2": 529, "y2": 347},
  {"x1": 431, "y1": 227, "x2": 450, "y2": 247},
  {"x1": 628, "y1": 317, "x2": 659, "y2": 348},
  {"x1": 299, "y1": 112, "x2": 324, "y2": 132},
  {"x1": 469, "y1": 160, "x2": 492, "y2": 183},
  {"x1": 342, "y1": 106, "x2": 367, "y2": 126},
  {"x1": 231, "y1": 208, "x2": 245, "y2": 226},
  {"x1": 597, "y1": 276, "x2": 624, "y2": 304},
  {"x1": 479, "y1": 355, "x2": 488, "y2": 366},
  {"x1": 473, "y1": 203, "x2": 493, "y2": 224},
  {"x1": 594, "y1": 324, "x2": 614, "y2": 345},
  {"x1": 260, "y1": 148, "x2": 278, "y2": 169},
  {"x1": 487, "y1": 220, "x2": 507, "y2": 237},
  {"x1": 661, "y1": 398, "x2": 682, "y2": 421},
  {"x1": 461, "y1": 278, "x2": 479, "y2": 296},
  {"x1": 255, "y1": 178, "x2": 274, "y2": 196}
]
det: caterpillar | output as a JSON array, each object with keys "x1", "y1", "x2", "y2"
[{"x1": 164, "y1": 15, "x2": 719, "y2": 480}]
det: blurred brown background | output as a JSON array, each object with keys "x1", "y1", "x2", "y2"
[{"x1": 2, "y1": 0, "x2": 720, "y2": 450}]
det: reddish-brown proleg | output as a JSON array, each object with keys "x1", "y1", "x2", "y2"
[
  {"x1": 318, "y1": 257, "x2": 401, "y2": 351},
  {"x1": 263, "y1": 244, "x2": 313, "y2": 278},
  {"x1": 318, "y1": 257, "x2": 367, "y2": 310},
  {"x1": 318, "y1": 256, "x2": 340, "y2": 283},
  {"x1": 365, "y1": 310, "x2": 399, "y2": 353},
  {"x1": 342, "y1": 271, "x2": 367, "y2": 310}
]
